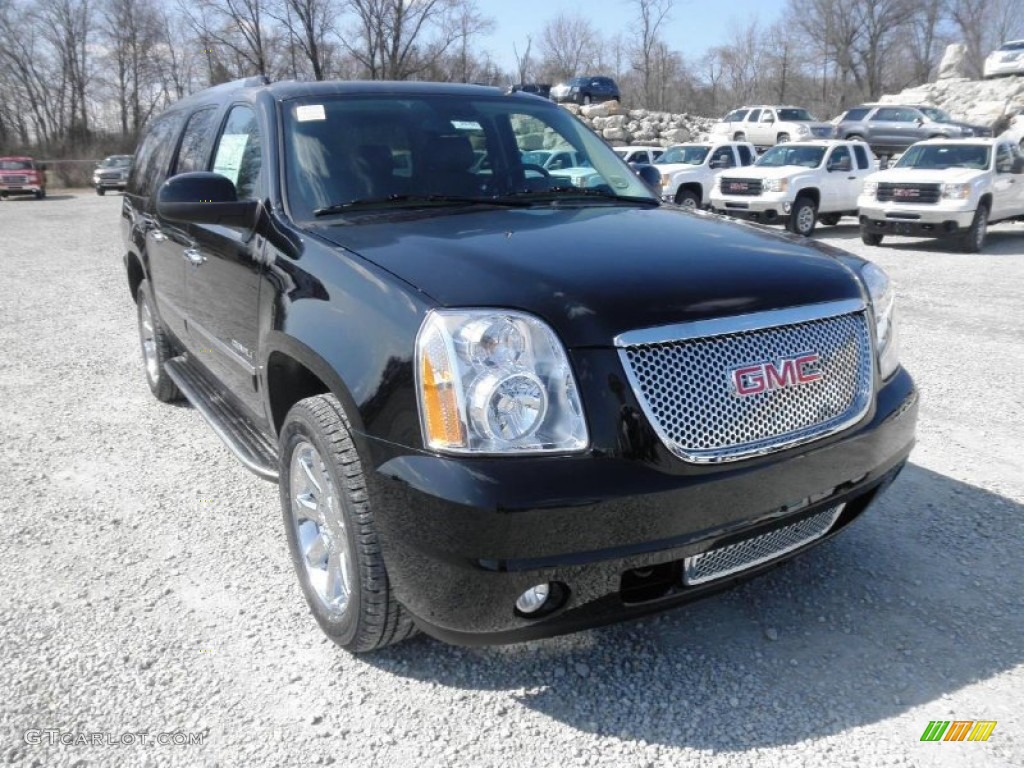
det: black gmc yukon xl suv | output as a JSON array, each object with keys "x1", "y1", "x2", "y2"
[{"x1": 122, "y1": 77, "x2": 917, "y2": 652}]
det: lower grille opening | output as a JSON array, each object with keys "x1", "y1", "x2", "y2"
[{"x1": 683, "y1": 504, "x2": 844, "y2": 586}]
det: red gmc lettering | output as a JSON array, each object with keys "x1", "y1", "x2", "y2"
[{"x1": 732, "y1": 354, "x2": 822, "y2": 396}]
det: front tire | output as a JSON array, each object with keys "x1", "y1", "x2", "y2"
[
  {"x1": 96, "y1": 187, "x2": 105, "y2": 196},
  {"x1": 582, "y1": 94, "x2": 592, "y2": 105},
  {"x1": 675, "y1": 189, "x2": 700, "y2": 210},
  {"x1": 861, "y1": 229, "x2": 884, "y2": 246},
  {"x1": 34, "y1": 189, "x2": 45, "y2": 199},
  {"x1": 787, "y1": 196, "x2": 817, "y2": 236},
  {"x1": 777, "y1": 133, "x2": 791, "y2": 144},
  {"x1": 279, "y1": 394, "x2": 418, "y2": 653},
  {"x1": 959, "y1": 204, "x2": 988, "y2": 253},
  {"x1": 734, "y1": 132, "x2": 746, "y2": 142},
  {"x1": 819, "y1": 213, "x2": 841, "y2": 226},
  {"x1": 136, "y1": 281, "x2": 181, "y2": 402}
]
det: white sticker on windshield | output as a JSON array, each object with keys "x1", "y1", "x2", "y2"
[
  {"x1": 451, "y1": 120, "x2": 482, "y2": 130},
  {"x1": 296, "y1": 104, "x2": 326, "y2": 122}
]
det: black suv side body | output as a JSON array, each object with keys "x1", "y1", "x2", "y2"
[{"x1": 122, "y1": 79, "x2": 917, "y2": 652}]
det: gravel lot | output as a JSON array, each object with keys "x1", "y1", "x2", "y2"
[{"x1": 1, "y1": 191, "x2": 1022, "y2": 768}]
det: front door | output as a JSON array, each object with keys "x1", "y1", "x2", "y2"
[
  {"x1": 992, "y1": 142, "x2": 1024, "y2": 219},
  {"x1": 185, "y1": 104, "x2": 266, "y2": 419}
]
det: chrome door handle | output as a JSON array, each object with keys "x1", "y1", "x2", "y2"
[
  {"x1": 183, "y1": 248, "x2": 206, "y2": 266},
  {"x1": 151, "y1": 230, "x2": 167, "y2": 243}
]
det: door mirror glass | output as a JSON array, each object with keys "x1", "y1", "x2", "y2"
[
  {"x1": 157, "y1": 171, "x2": 259, "y2": 228},
  {"x1": 631, "y1": 162, "x2": 662, "y2": 192}
]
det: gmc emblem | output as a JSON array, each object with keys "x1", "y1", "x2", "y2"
[
  {"x1": 728, "y1": 182, "x2": 746, "y2": 191},
  {"x1": 730, "y1": 353, "x2": 823, "y2": 396},
  {"x1": 893, "y1": 187, "x2": 919, "y2": 198}
]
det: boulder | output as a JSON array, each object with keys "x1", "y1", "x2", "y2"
[
  {"x1": 602, "y1": 126, "x2": 630, "y2": 142},
  {"x1": 660, "y1": 127, "x2": 691, "y2": 143},
  {"x1": 937, "y1": 44, "x2": 968, "y2": 81}
]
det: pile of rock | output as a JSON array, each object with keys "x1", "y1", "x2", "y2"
[{"x1": 560, "y1": 101, "x2": 716, "y2": 147}]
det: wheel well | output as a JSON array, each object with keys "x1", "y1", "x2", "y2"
[
  {"x1": 676, "y1": 182, "x2": 703, "y2": 201},
  {"x1": 978, "y1": 193, "x2": 992, "y2": 212},
  {"x1": 795, "y1": 188, "x2": 820, "y2": 207},
  {"x1": 126, "y1": 253, "x2": 144, "y2": 303},
  {"x1": 267, "y1": 352, "x2": 331, "y2": 434}
]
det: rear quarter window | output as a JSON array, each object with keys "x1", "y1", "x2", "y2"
[{"x1": 842, "y1": 108, "x2": 870, "y2": 122}]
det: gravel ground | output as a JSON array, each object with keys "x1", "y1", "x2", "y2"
[{"x1": 1, "y1": 191, "x2": 1022, "y2": 768}]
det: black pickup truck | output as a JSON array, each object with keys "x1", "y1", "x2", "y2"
[{"x1": 122, "y1": 78, "x2": 917, "y2": 652}]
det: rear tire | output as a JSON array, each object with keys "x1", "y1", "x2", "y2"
[
  {"x1": 819, "y1": 213, "x2": 841, "y2": 226},
  {"x1": 136, "y1": 280, "x2": 181, "y2": 402},
  {"x1": 279, "y1": 394, "x2": 418, "y2": 653},
  {"x1": 583, "y1": 95, "x2": 592, "y2": 105},
  {"x1": 675, "y1": 189, "x2": 700, "y2": 210},
  {"x1": 777, "y1": 133, "x2": 791, "y2": 144},
  {"x1": 845, "y1": 133, "x2": 864, "y2": 142},
  {"x1": 734, "y1": 132, "x2": 746, "y2": 142},
  {"x1": 959, "y1": 204, "x2": 988, "y2": 253},
  {"x1": 787, "y1": 195, "x2": 817, "y2": 236}
]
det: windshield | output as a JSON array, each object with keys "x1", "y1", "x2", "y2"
[
  {"x1": 282, "y1": 93, "x2": 656, "y2": 220},
  {"x1": 895, "y1": 144, "x2": 991, "y2": 170},
  {"x1": 755, "y1": 145, "x2": 826, "y2": 168},
  {"x1": 100, "y1": 156, "x2": 132, "y2": 168},
  {"x1": 777, "y1": 108, "x2": 816, "y2": 121},
  {"x1": 1000, "y1": 41, "x2": 1024, "y2": 51},
  {"x1": 655, "y1": 145, "x2": 710, "y2": 165},
  {"x1": 0, "y1": 160, "x2": 33, "y2": 170}
]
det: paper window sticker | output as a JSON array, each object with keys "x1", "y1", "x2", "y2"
[
  {"x1": 213, "y1": 134, "x2": 249, "y2": 185},
  {"x1": 296, "y1": 104, "x2": 326, "y2": 122}
]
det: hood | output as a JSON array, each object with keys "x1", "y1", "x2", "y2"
[
  {"x1": 308, "y1": 206, "x2": 864, "y2": 348},
  {"x1": 658, "y1": 163, "x2": 707, "y2": 178},
  {"x1": 867, "y1": 167, "x2": 986, "y2": 185},
  {"x1": 722, "y1": 165, "x2": 817, "y2": 181}
]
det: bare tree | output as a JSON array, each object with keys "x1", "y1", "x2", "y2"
[
  {"x1": 269, "y1": 0, "x2": 335, "y2": 80},
  {"x1": 513, "y1": 36, "x2": 532, "y2": 84},
  {"x1": 539, "y1": 12, "x2": 600, "y2": 82},
  {"x1": 626, "y1": 0, "x2": 672, "y2": 108},
  {"x1": 948, "y1": 0, "x2": 1024, "y2": 77},
  {"x1": 180, "y1": 0, "x2": 274, "y2": 78}
]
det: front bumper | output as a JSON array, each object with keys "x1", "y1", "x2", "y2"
[
  {"x1": 0, "y1": 184, "x2": 43, "y2": 195},
  {"x1": 710, "y1": 193, "x2": 793, "y2": 223},
  {"x1": 984, "y1": 59, "x2": 1024, "y2": 77},
  {"x1": 364, "y1": 367, "x2": 918, "y2": 645},
  {"x1": 859, "y1": 200, "x2": 976, "y2": 237},
  {"x1": 94, "y1": 176, "x2": 127, "y2": 189}
]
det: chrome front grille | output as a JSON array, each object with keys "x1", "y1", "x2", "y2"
[
  {"x1": 1, "y1": 174, "x2": 28, "y2": 184},
  {"x1": 618, "y1": 303, "x2": 874, "y2": 463},
  {"x1": 683, "y1": 504, "x2": 844, "y2": 585}
]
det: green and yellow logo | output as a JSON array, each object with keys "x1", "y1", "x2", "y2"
[{"x1": 920, "y1": 720, "x2": 997, "y2": 742}]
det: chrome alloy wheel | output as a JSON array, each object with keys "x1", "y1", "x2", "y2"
[
  {"x1": 795, "y1": 204, "x2": 815, "y2": 235},
  {"x1": 289, "y1": 440, "x2": 352, "y2": 618},
  {"x1": 138, "y1": 299, "x2": 159, "y2": 384}
]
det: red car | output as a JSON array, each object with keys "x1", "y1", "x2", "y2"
[{"x1": 0, "y1": 156, "x2": 46, "y2": 199}]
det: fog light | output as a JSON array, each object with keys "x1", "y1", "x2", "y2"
[
  {"x1": 515, "y1": 583, "x2": 550, "y2": 614},
  {"x1": 783, "y1": 202, "x2": 792, "y2": 214}
]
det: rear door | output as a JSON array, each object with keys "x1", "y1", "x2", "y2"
[
  {"x1": 185, "y1": 104, "x2": 267, "y2": 417},
  {"x1": 745, "y1": 108, "x2": 763, "y2": 144},
  {"x1": 992, "y1": 142, "x2": 1024, "y2": 219}
]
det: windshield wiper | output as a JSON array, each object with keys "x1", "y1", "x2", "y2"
[
  {"x1": 313, "y1": 194, "x2": 528, "y2": 217},
  {"x1": 502, "y1": 186, "x2": 659, "y2": 205}
]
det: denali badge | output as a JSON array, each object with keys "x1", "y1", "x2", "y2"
[{"x1": 730, "y1": 353, "x2": 823, "y2": 396}]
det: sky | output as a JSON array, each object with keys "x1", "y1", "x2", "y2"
[{"x1": 479, "y1": 0, "x2": 790, "y2": 76}]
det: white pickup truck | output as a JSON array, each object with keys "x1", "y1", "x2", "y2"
[
  {"x1": 709, "y1": 140, "x2": 875, "y2": 236},
  {"x1": 654, "y1": 141, "x2": 757, "y2": 208},
  {"x1": 858, "y1": 138, "x2": 1024, "y2": 252}
]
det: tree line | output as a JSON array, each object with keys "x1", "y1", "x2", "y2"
[{"x1": 1, "y1": 0, "x2": 1021, "y2": 160}]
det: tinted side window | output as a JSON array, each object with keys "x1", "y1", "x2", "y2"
[
  {"x1": 843, "y1": 108, "x2": 870, "y2": 122},
  {"x1": 853, "y1": 144, "x2": 869, "y2": 169},
  {"x1": 996, "y1": 144, "x2": 1014, "y2": 172},
  {"x1": 129, "y1": 112, "x2": 186, "y2": 198},
  {"x1": 872, "y1": 108, "x2": 901, "y2": 122},
  {"x1": 828, "y1": 146, "x2": 851, "y2": 168},
  {"x1": 736, "y1": 145, "x2": 755, "y2": 165},
  {"x1": 212, "y1": 105, "x2": 262, "y2": 200},
  {"x1": 747, "y1": 109, "x2": 762, "y2": 122},
  {"x1": 174, "y1": 107, "x2": 219, "y2": 175}
]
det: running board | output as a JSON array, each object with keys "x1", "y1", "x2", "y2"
[{"x1": 164, "y1": 356, "x2": 279, "y2": 482}]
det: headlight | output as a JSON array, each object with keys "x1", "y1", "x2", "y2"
[
  {"x1": 941, "y1": 182, "x2": 970, "y2": 200},
  {"x1": 862, "y1": 180, "x2": 878, "y2": 197},
  {"x1": 416, "y1": 309, "x2": 588, "y2": 454},
  {"x1": 860, "y1": 263, "x2": 899, "y2": 380},
  {"x1": 660, "y1": 174, "x2": 670, "y2": 188},
  {"x1": 796, "y1": 124, "x2": 810, "y2": 136},
  {"x1": 763, "y1": 178, "x2": 788, "y2": 193}
]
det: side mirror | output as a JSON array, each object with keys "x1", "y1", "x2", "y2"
[
  {"x1": 1012, "y1": 157, "x2": 1024, "y2": 174},
  {"x1": 157, "y1": 172, "x2": 259, "y2": 228},
  {"x1": 631, "y1": 162, "x2": 662, "y2": 192}
]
